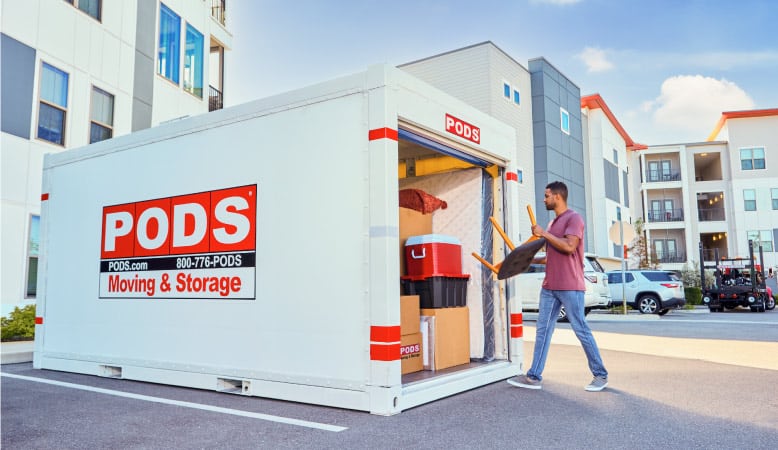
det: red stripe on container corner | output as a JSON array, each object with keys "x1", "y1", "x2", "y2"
[
  {"x1": 510, "y1": 313, "x2": 523, "y2": 325},
  {"x1": 510, "y1": 326, "x2": 523, "y2": 338},
  {"x1": 368, "y1": 127, "x2": 398, "y2": 142},
  {"x1": 41, "y1": 193, "x2": 50, "y2": 201},
  {"x1": 506, "y1": 172, "x2": 518, "y2": 182},
  {"x1": 370, "y1": 343, "x2": 401, "y2": 361},
  {"x1": 370, "y1": 325, "x2": 401, "y2": 343},
  {"x1": 35, "y1": 317, "x2": 43, "y2": 325}
]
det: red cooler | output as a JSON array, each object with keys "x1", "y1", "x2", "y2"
[{"x1": 405, "y1": 234, "x2": 462, "y2": 277}]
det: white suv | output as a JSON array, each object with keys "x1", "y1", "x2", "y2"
[
  {"x1": 607, "y1": 270, "x2": 686, "y2": 315},
  {"x1": 583, "y1": 253, "x2": 612, "y2": 309},
  {"x1": 517, "y1": 259, "x2": 611, "y2": 321}
]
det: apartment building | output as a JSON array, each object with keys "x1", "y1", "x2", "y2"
[
  {"x1": 399, "y1": 42, "x2": 536, "y2": 242},
  {"x1": 528, "y1": 58, "x2": 588, "y2": 228},
  {"x1": 629, "y1": 108, "x2": 778, "y2": 271},
  {"x1": 581, "y1": 94, "x2": 644, "y2": 260},
  {"x1": 400, "y1": 42, "x2": 595, "y2": 247},
  {"x1": 1, "y1": 0, "x2": 233, "y2": 316}
]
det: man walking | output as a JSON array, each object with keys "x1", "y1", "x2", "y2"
[{"x1": 508, "y1": 181, "x2": 609, "y2": 392}]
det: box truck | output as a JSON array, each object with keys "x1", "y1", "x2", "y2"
[{"x1": 34, "y1": 65, "x2": 525, "y2": 415}]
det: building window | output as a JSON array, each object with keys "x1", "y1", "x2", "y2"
[
  {"x1": 64, "y1": 0, "x2": 101, "y2": 21},
  {"x1": 90, "y1": 86, "x2": 114, "y2": 143},
  {"x1": 743, "y1": 189, "x2": 756, "y2": 211},
  {"x1": 772, "y1": 188, "x2": 778, "y2": 210},
  {"x1": 26, "y1": 215, "x2": 40, "y2": 297},
  {"x1": 613, "y1": 149, "x2": 618, "y2": 164},
  {"x1": 517, "y1": 169, "x2": 524, "y2": 184},
  {"x1": 747, "y1": 230, "x2": 773, "y2": 252},
  {"x1": 37, "y1": 62, "x2": 69, "y2": 145},
  {"x1": 158, "y1": 3, "x2": 180, "y2": 84},
  {"x1": 740, "y1": 147, "x2": 765, "y2": 170},
  {"x1": 560, "y1": 107, "x2": 570, "y2": 135},
  {"x1": 513, "y1": 89, "x2": 520, "y2": 105},
  {"x1": 503, "y1": 82, "x2": 510, "y2": 100},
  {"x1": 184, "y1": 24, "x2": 204, "y2": 98}
]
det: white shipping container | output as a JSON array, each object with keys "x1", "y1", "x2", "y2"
[{"x1": 34, "y1": 65, "x2": 524, "y2": 415}]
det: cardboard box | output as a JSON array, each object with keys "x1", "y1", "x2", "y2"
[
  {"x1": 400, "y1": 295, "x2": 420, "y2": 335},
  {"x1": 420, "y1": 307, "x2": 470, "y2": 371},
  {"x1": 400, "y1": 332, "x2": 423, "y2": 374},
  {"x1": 399, "y1": 207, "x2": 433, "y2": 276}
]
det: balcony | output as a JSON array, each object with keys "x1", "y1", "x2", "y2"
[
  {"x1": 645, "y1": 170, "x2": 681, "y2": 183},
  {"x1": 209, "y1": 85, "x2": 223, "y2": 111},
  {"x1": 698, "y1": 208, "x2": 726, "y2": 222},
  {"x1": 211, "y1": 0, "x2": 226, "y2": 26},
  {"x1": 654, "y1": 251, "x2": 687, "y2": 264},
  {"x1": 647, "y1": 208, "x2": 684, "y2": 223}
]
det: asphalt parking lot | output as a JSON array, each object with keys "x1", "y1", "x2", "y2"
[{"x1": 3, "y1": 311, "x2": 778, "y2": 449}]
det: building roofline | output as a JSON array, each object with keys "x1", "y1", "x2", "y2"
[
  {"x1": 706, "y1": 108, "x2": 778, "y2": 141},
  {"x1": 581, "y1": 93, "x2": 646, "y2": 150},
  {"x1": 398, "y1": 41, "x2": 529, "y2": 72},
  {"x1": 528, "y1": 57, "x2": 580, "y2": 90}
]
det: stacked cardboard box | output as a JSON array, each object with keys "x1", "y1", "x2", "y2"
[{"x1": 400, "y1": 295, "x2": 422, "y2": 374}]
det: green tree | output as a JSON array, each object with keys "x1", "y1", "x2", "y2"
[{"x1": 1, "y1": 305, "x2": 36, "y2": 341}]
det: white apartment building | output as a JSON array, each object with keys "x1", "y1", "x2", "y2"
[
  {"x1": 581, "y1": 94, "x2": 643, "y2": 260},
  {"x1": 1, "y1": 0, "x2": 233, "y2": 316},
  {"x1": 629, "y1": 108, "x2": 778, "y2": 272}
]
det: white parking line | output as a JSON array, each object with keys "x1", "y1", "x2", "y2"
[{"x1": 0, "y1": 372, "x2": 347, "y2": 432}]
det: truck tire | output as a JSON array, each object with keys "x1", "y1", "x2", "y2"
[
  {"x1": 766, "y1": 296, "x2": 776, "y2": 310},
  {"x1": 637, "y1": 295, "x2": 659, "y2": 314}
]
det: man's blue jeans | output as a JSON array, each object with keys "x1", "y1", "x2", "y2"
[{"x1": 526, "y1": 288, "x2": 608, "y2": 381}]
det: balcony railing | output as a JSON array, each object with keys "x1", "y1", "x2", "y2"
[
  {"x1": 209, "y1": 85, "x2": 223, "y2": 111},
  {"x1": 653, "y1": 252, "x2": 686, "y2": 263},
  {"x1": 645, "y1": 170, "x2": 681, "y2": 182},
  {"x1": 647, "y1": 208, "x2": 684, "y2": 222},
  {"x1": 211, "y1": 0, "x2": 226, "y2": 26},
  {"x1": 698, "y1": 208, "x2": 726, "y2": 222}
]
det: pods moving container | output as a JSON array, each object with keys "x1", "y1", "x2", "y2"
[{"x1": 34, "y1": 65, "x2": 525, "y2": 415}]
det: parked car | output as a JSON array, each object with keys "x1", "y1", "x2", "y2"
[
  {"x1": 606, "y1": 270, "x2": 686, "y2": 315},
  {"x1": 517, "y1": 258, "x2": 611, "y2": 321},
  {"x1": 583, "y1": 253, "x2": 612, "y2": 309}
]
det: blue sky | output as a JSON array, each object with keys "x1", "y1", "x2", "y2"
[{"x1": 225, "y1": 0, "x2": 778, "y2": 145}]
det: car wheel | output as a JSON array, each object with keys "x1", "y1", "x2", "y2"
[
  {"x1": 637, "y1": 295, "x2": 659, "y2": 314},
  {"x1": 557, "y1": 306, "x2": 568, "y2": 322},
  {"x1": 657, "y1": 309, "x2": 670, "y2": 316}
]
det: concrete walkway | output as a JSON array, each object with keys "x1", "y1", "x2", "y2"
[{"x1": 523, "y1": 325, "x2": 778, "y2": 371}]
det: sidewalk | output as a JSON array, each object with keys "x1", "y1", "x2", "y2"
[
  {"x1": 1, "y1": 340, "x2": 34, "y2": 364},
  {"x1": 523, "y1": 325, "x2": 778, "y2": 371}
]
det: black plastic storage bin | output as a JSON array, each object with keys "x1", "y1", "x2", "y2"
[{"x1": 400, "y1": 274, "x2": 469, "y2": 308}]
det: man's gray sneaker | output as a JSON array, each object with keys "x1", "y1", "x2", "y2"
[
  {"x1": 507, "y1": 375, "x2": 542, "y2": 390},
  {"x1": 585, "y1": 376, "x2": 608, "y2": 392}
]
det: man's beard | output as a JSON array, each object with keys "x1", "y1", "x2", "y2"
[{"x1": 545, "y1": 202, "x2": 554, "y2": 210}]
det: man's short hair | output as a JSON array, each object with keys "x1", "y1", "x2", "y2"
[{"x1": 546, "y1": 181, "x2": 568, "y2": 201}]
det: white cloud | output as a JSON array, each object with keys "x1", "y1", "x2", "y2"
[
  {"x1": 645, "y1": 75, "x2": 755, "y2": 140},
  {"x1": 577, "y1": 47, "x2": 614, "y2": 73}
]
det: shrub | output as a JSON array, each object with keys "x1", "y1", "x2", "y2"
[
  {"x1": 1, "y1": 305, "x2": 36, "y2": 341},
  {"x1": 684, "y1": 287, "x2": 702, "y2": 305}
]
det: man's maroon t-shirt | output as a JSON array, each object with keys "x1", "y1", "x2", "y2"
[{"x1": 541, "y1": 209, "x2": 585, "y2": 291}]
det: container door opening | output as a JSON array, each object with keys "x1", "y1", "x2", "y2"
[{"x1": 397, "y1": 126, "x2": 509, "y2": 384}]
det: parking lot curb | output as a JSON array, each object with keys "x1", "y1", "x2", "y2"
[{"x1": 1, "y1": 341, "x2": 34, "y2": 364}]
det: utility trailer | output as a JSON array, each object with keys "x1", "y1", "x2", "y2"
[
  {"x1": 34, "y1": 65, "x2": 526, "y2": 415},
  {"x1": 699, "y1": 240, "x2": 775, "y2": 312}
]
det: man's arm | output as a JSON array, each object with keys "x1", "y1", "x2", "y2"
[{"x1": 531, "y1": 224, "x2": 579, "y2": 255}]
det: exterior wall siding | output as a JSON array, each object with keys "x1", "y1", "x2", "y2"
[
  {"x1": 0, "y1": 0, "x2": 232, "y2": 315},
  {"x1": 529, "y1": 58, "x2": 587, "y2": 238}
]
